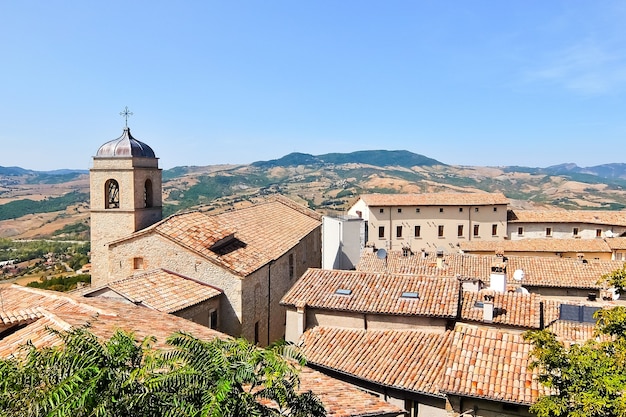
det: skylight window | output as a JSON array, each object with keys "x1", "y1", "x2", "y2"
[
  {"x1": 400, "y1": 291, "x2": 419, "y2": 299},
  {"x1": 335, "y1": 288, "x2": 352, "y2": 295}
]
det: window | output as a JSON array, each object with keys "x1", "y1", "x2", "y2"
[
  {"x1": 573, "y1": 227, "x2": 579, "y2": 236},
  {"x1": 397, "y1": 208, "x2": 402, "y2": 213},
  {"x1": 475, "y1": 207, "x2": 479, "y2": 213},
  {"x1": 288, "y1": 254, "x2": 294, "y2": 279},
  {"x1": 379, "y1": 208, "x2": 384, "y2": 213},
  {"x1": 439, "y1": 208, "x2": 444, "y2": 213},
  {"x1": 415, "y1": 208, "x2": 420, "y2": 213},
  {"x1": 378, "y1": 226, "x2": 385, "y2": 239},
  {"x1": 493, "y1": 207, "x2": 498, "y2": 212},
  {"x1": 105, "y1": 179, "x2": 120, "y2": 209},
  {"x1": 596, "y1": 229, "x2": 602, "y2": 237},
  {"x1": 144, "y1": 179, "x2": 153, "y2": 208},
  {"x1": 492, "y1": 224, "x2": 498, "y2": 236},
  {"x1": 546, "y1": 227, "x2": 552, "y2": 237},
  {"x1": 396, "y1": 225, "x2": 403, "y2": 238},
  {"x1": 438, "y1": 225, "x2": 444, "y2": 237},
  {"x1": 457, "y1": 225, "x2": 464, "y2": 237},
  {"x1": 209, "y1": 310, "x2": 218, "y2": 330},
  {"x1": 473, "y1": 224, "x2": 479, "y2": 236},
  {"x1": 517, "y1": 227, "x2": 523, "y2": 236},
  {"x1": 133, "y1": 257, "x2": 144, "y2": 270},
  {"x1": 459, "y1": 207, "x2": 463, "y2": 212},
  {"x1": 414, "y1": 225, "x2": 421, "y2": 237}
]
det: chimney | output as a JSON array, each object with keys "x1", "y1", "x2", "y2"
[
  {"x1": 436, "y1": 248, "x2": 445, "y2": 268},
  {"x1": 490, "y1": 261, "x2": 507, "y2": 293},
  {"x1": 421, "y1": 248, "x2": 427, "y2": 259},
  {"x1": 483, "y1": 294, "x2": 494, "y2": 323}
]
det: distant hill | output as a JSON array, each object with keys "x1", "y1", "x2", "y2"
[
  {"x1": 252, "y1": 150, "x2": 444, "y2": 169},
  {"x1": 3, "y1": 150, "x2": 626, "y2": 239}
]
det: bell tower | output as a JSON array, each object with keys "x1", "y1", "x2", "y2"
[{"x1": 90, "y1": 118, "x2": 162, "y2": 286}]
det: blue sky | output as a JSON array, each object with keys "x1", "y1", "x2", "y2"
[{"x1": 1, "y1": 1, "x2": 626, "y2": 171}]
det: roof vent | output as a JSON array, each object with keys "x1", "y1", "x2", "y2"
[{"x1": 335, "y1": 288, "x2": 352, "y2": 296}]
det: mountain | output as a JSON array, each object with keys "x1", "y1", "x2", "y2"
[
  {"x1": 2, "y1": 150, "x2": 626, "y2": 239},
  {"x1": 252, "y1": 150, "x2": 444, "y2": 169}
]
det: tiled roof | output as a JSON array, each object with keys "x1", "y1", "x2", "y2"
[
  {"x1": 357, "y1": 251, "x2": 625, "y2": 290},
  {"x1": 605, "y1": 237, "x2": 626, "y2": 250},
  {"x1": 461, "y1": 291, "x2": 561, "y2": 329},
  {"x1": 0, "y1": 307, "x2": 45, "y2": 325},
  {"x1": 281, "y1": 268, "x2": 459, "y2": 318},
  {"x1": 508, "y1": 209, "x2": 626, "y2": 226},
  {"x1": 442, "y1": 324, "x2": 548, "y2": 405},
  {"x1": 0, "y1": 284, "x2": 400, "y2": 417},
  {"x1": 91, "y1": 269, "x2": 222, "y2": 313},
  {"x1": 459, "y1": 238, "x2": 612, "y2": 253},
  {"x1": 120, "y1": 196, "x2": 322, "y2": 277},
  {"x1": 300, "y1": 327, "x2": 453, "y2": 397},
  {"x1": 545, "y1": 320, "x2": 599, "y2": 343},
  {"x1": 359, "y1": 192, "x2": 509, "y2": 207},
  {"x1": 298, "y1": 366, "x2": 405, "y2": 417}
]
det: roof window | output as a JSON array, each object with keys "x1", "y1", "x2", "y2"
[
  {"x1": 335, "y1": 288, "x2": 352, "y2": 296},
  {"x1": 400, "y1": 291, "x2": 419, "y2": 299}
]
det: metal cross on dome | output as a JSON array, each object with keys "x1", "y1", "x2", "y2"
[{"x1": 120, "y1": 106, "x2": 134, "y2": 127}]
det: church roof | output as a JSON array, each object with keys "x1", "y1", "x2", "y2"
[
  {"x1": 85, "y1": 269, "x2": 222, "y2": 313},
  {"x1": 96, "y1": 127, "x2": 156, "y2": 158}
]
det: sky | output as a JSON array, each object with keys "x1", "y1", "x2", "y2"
[{"x1": 1, "y1": 1, "x2": 626, "y2": 171}]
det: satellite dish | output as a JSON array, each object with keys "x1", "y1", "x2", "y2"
[
  {"x1": 513, "y1": 269, "x2": 525, "y2": 281},
  {"x1": 376, "y1": 248, "x2": 388, "y2": 260},
  {"x1": 609, "y1": 287, "x2": 620, "y2": 301},
  {"x1": 515, "y1": 286, "x2": 529, "y2": 295}
]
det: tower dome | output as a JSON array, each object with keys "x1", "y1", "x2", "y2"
[{"x1": 96, "y1": 127, "x2": 156, "y2": 158}]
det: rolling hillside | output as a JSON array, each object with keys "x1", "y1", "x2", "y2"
[{"x1": 2, "y1": 150, "x2": 626, "y2": 239}]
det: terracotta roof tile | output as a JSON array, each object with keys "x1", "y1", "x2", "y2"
[
  {"x1": 460, "y1": 238, "x2": 612, "y2": 253},
  {"x1": 131, "y1": 197, "x2": 321, "y2": 277},
  {"x1": 300, "y1": 327, "x2": 453, "y2": 397},
  {"x1": 508, "y1": 209, "x2": 626, "y2": 226},
  {"x1": 299, "y1": 366, "x2": 405, "y2": 417},
  {"x1": 442, "y1": 324, "x2": 548, "y2": 405},
  {"x1": 281, "y1": 269, "x2": 459, "y2": 318},
  {"x1": 95, "y1": 269, "x2": 222, "y2": 313},
  {"x1": 360, "y1": 192, "x2": 509, "y2": 207},
  {"x1": 358, "y1": 251, "x2": 625, "y2": 290},
  {"x1": 461, "y1": 291, "x2": 561, "y2": 329}
]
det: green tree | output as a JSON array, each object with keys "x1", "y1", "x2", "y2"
[
  {"x1": 147, "y1": 333, "x2": 325, "y2": 417},
  {"x1": 0, "y1": 328, "x2": 325, "y2": 417},
  {"x1": 524, "y1": 306, "x2": 626, "y2": 417},
  {"x1": 599, "y1": 263, "x2": 626, "y2": 295}
]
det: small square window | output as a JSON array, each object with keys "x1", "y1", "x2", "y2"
[
  {"x1": 379, "y1": 208, "x2": 384, "y2": 213},
  {"x1": 133, "y1": 257, "x2": 144, "y2": 270},
  {"x1": 415, "y1": 208, "x2": 420, "y2": 213},
  {"x1": 397, "y1": 208, "x2": 402, "y2": 213},
  {"x1": 459, "y1": 207, "x2": 463, "y2": 212},
  {"x1": 493, "y1": 207, "x2": 498, "y2": 212},
  {"x1": 439, "y1": 208, "x2": 444, "y2": 213},
  {"x1": 475, "y1": 207, "x2": 479, "y2": 213}
]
